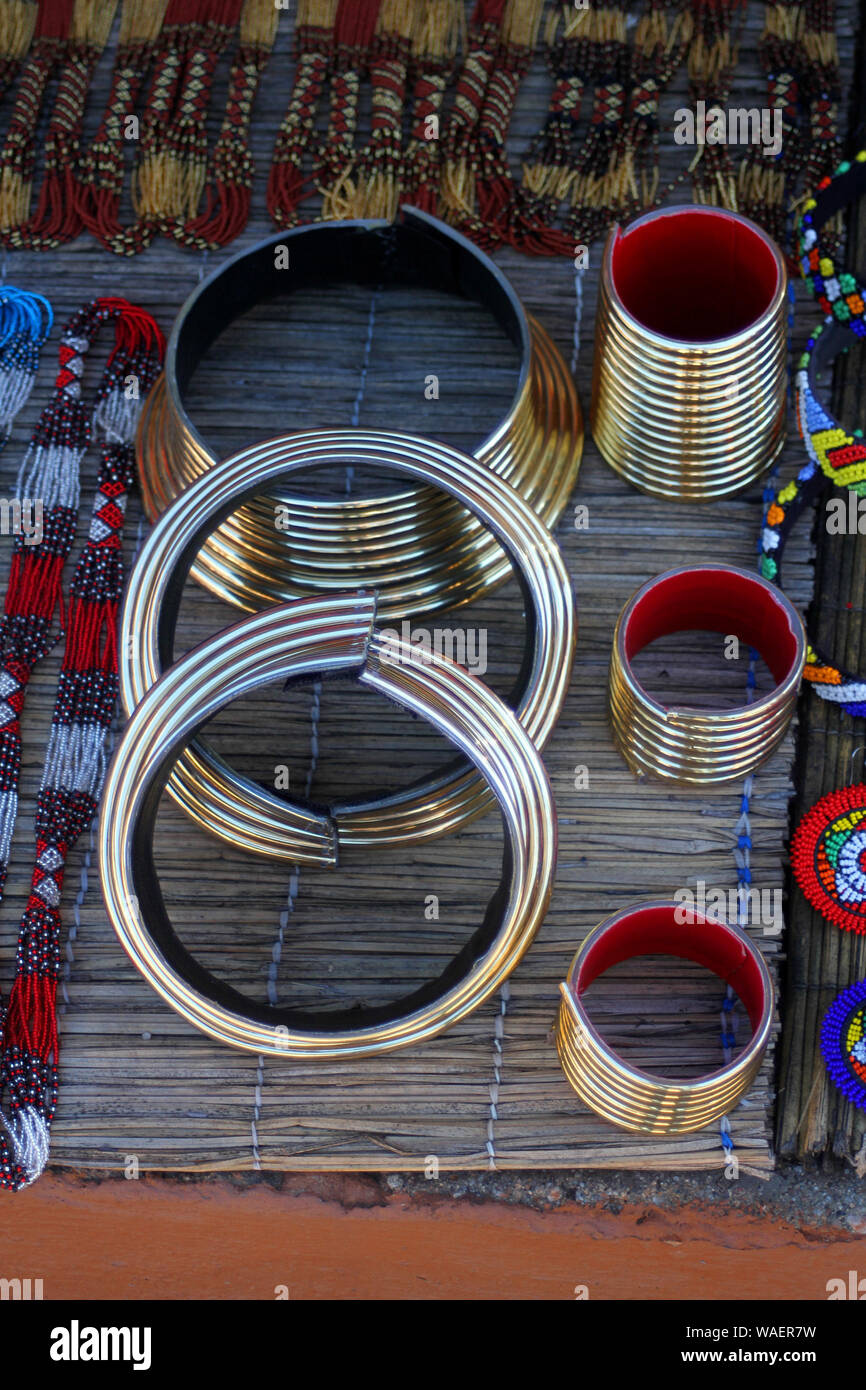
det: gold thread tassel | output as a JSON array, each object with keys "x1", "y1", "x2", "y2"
[{"x1": 0, "y1": 0, "x2": 37, "y2": 96}]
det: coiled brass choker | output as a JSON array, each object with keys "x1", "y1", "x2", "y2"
[
  {"x1": 102, "y1": 593, "x2": 557, "y2": 1058},
  {"x1": 555, "y1": 902, "x2": 774, "y2": 1134},
  {"x1": 121, "y1": 430, "x2": 576, "y2": 861},
  {"x1": 135, "y1": 208, "x2": 583, "y2": 619}
]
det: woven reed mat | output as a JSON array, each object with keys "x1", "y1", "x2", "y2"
[{"x1": 0, "y1": 3, "x2": 856, "y2": 1175}]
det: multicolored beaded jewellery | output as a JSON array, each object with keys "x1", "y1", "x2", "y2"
[
  {"x1": 790, "y1": 783, "x2": 866, "y2": 933},
  {"x1": 797, "y1": 150, "x2": 866, "y2": 336},
  {"x1": 0, "y1": 297, "x2": 164, "y2": 1190},
  {"x1": 760, "y1": 318, "x2": 866, "y2": 715},
  {"x1": 821, "y1": 978, "x2": 866, "y2": 1109}
]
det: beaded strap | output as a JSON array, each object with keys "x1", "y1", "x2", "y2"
[
  {"x1": 315, "y1": 0, "x2": 382, "y2": 222},
  {"x1": 401, "y1": 0, "x2": 464, "y2": 216},
  {"x1": 797, "y1": 151, "x2": 866, "y2": 333},
  {"x1": 0, "y1": 297, "x2": 164, "y2": 1191},
  {"x1": 512, "y1": 4, "x2": 590, "y2": 254},
  {"x1": 760, "y1": 317, "x2": 866, "y2": 715},
  {"x1": 74, "y1": 0, "x2": 171, "y2": 256},
  {"x1": 175, "y1": 0, "x2": 280, "y2": 248},
  {"x1": 267, "y1": 3, "x2": 339, "y2": 229}
]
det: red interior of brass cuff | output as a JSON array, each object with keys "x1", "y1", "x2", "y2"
[
  {"x1": 575, "y1": 904, "x2": 767, "y2": 1032},
  {"x1": 622, "y1": 567, "x2": 800, "y2": 688},
  {"x1": 610, "y1": 207, "x2": 780, "y2": 342}
]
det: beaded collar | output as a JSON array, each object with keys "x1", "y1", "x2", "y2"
[
  {"x1": 791, "y1": 784, "x2": 866, "y2": 934},
  {"x1": 821, "y1": 979, "x2": 866, "y2": 1110},
  {"x1": 797, "y1": 151, "x2": 866, "y2": 337},
  {"x1": 795, "y1": 318, "x2": 866, "y2": 492},
  {"x1": 760, "y1": 318, "x2": 866, "y2": 716}
]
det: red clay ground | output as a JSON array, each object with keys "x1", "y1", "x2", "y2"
[{"x1": 2, "y1": 1172, "x2": 865, "y2": 1300}]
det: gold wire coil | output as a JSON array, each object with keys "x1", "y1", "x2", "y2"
[
  {"x1": 590, "y1": 206, "x2": 787, "y2": 501},
  {"x1": 120, "y1": 430, "x2": 576, "y2": 861},
  {"x1": 554, "y1": 901, "x2": 774, "y2": 1134},
  {"x1": 607, "y1": 565, "x2": 805, "y2": 785},
  {"x1": 135, "y1": 212, "x2": 583, "y2": 619},
  {"x1": 101, "y1": 593, "x2": 557, "y2": 1058}
]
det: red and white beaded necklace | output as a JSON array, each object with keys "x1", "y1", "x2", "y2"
[{"x1": 0, "y1": 296, "x2": 164, "y2": 1190}]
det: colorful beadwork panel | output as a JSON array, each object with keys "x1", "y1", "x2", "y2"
[{"x1": 0, "y1": 1, "x2": 854, "y2": 1174}]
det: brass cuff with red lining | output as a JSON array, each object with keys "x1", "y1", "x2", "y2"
[
  {"x1": 555, "y1": 901, "x2": 774, "y2": 1135},
  {"x1": 608, "y1": 564, "x2": 806, "y2": 785}
]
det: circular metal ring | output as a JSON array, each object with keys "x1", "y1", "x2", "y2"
[
  {"x1": 591, "y1": 205, "x2": 787, "y2": 501},
  {"x1": 555, "y1": 901, "x2": 774, "y2": 1134},
  {"x1": 135, "y1": 208, "x2": 583, "y2": 619},
  {"x1": 121, "y1": 428, "x2": 576, "y2": 861},
  {"x1": 607, "y1": 564, "x2": 805, "y2": 785},
  {"x1": 102, "y1": 593, "x2": 556, "y2": 1058}
]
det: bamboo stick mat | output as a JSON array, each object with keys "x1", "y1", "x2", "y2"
[{"x1": 0, "y1": 3, "x2": 855, "y2": 1174}]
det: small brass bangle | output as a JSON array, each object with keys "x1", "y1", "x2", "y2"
[
  {"x1": 555, "y1": 901, "x2": 774, "y2": 1135},
  {"x1": 135, "y1": 207, "x2": 583, "y2": 621},
  {"x1": 101, "y1": 593, "x2": 556, "y2": 1058},
  {"x1": 121, "y1": 428, "x2": 575, "y2": 860},
  {"x1": 607, "y1": 564, "x2": 805, "y2": 786}
]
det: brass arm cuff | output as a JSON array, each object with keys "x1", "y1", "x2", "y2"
[
  {"x1": 555, "y1": 901, "x2": 774, "y2": 1134},
  {"x1": 608, "y1": 565, "x2": 805, "y2": 785},
  {"x1": 591, "y1": 206, "x2": 787, "y2": 501}
]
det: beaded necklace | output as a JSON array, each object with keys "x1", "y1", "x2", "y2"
[
  {"x1": 797, "y1": 151, "x2": 866, "y2": 334},
  {"x1": 177, "y1": 0, "x2": 280, "y2": 248},
  {"x1": 0, "y1": 0, "x2": 119, "y2": 250},
  {"x1": 75, "y1": 1, "x2": 172, "y2": 255},
  {"x1": 512, "y1": 3, "x2": 591, "y2": 255},
  {"x1": 760, "y1": 319, "x2": 866, "y2": 715},
  {"x1": 402, "y1": 0, "x2": 464, "y2": 215},
  {"x1": 0, "y1": 285, "x2": 52, "y2": 443},
  {"x1": 267, "y1": 0, "x2": 340, "y2": 229},
  {"x1": 440, "y1": 0, "x2": 508, "y2": 236},
  {"x1": 316, "y1": 0, "x2": 382, "y2": 221},
  {"x1": 152, "y1": 0, "x2": 246, "y2": 231},
  {"x1": 0, "y1": 297, "x2": 164, "y2": 1191},
  {"x1": 345, "y1": 0, "x2": 416, "y2": 222}
]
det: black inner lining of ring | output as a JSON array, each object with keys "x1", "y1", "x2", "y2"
[
  {"x1": 158, "y1": 457, "x2": 540, "y2": 819},
  {"x1": 133, "y1": 673, "x2": 516, "y2": 1030},
  {"x1": 173, "y1": 207, "x2": 529, "y2": 412}
]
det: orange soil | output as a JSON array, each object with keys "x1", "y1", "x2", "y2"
[{"x1": 1, "y1": 1174, "x2": 864, "y2": 1300}]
